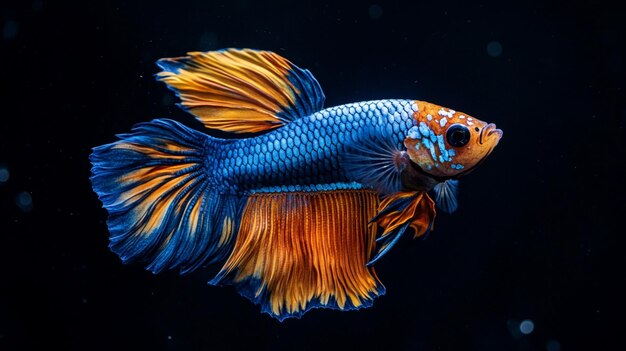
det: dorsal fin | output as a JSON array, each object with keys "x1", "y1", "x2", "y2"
[{"x1": 156, "y1": 49, "x2": 325, "y2": 134}]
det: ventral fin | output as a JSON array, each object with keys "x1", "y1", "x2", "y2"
[
  {"x1": 433, "y1": 179, "x2": 459, "y2": 213},
  {"x1": 210, "y1": 189, "x2": 385, "y2": 321},
  {"x1": 156, "y1": 49, "x2": 326, "y2": 134},
  {"x1": 368, "y1": 191, "x2": 436, "y2": 266}
]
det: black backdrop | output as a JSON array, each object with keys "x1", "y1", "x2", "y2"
[{"x1": 1, "y1": 1, "x2": 624, "y2": 350}]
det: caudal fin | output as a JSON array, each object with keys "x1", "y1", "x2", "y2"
[{"x1": 90, "y1": 119, "x2": 242, "y2": 274}]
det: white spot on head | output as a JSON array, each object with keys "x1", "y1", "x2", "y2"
[
  {"x1": 427, "y1": 114, "x2": 433, "y2": 121},
  {"x1": 468, "y1": 117, "x2": 473, "y2": 121},
  {"x1": 459, "y1": 115, "x2": 465, "y2": 119},
  {"x1": 438, "y1": 108, "x2": 454, "y2": 118},
  {"x1": 467, "y1": 121, "x2": 474, "y2": 126},
  {"x1": 411, "y1": 101, "x2": 419, "y2": 112},
  {"x1": 407, "y1": 126, "x2": 421, "y2": 139},
  {"x1": 439, "y1": 117, "x2": 447, "y2": 127},
  {"x1": 519, "y1": 320, "x2": 534, "y2": 335}
]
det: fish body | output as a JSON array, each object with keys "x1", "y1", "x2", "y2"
[
  {"x1": 90, "y1": 49, "x2": 502, "y2": 320},
  {"x1": 215, "y1": 99, "x2": 415, "y2": 193}
]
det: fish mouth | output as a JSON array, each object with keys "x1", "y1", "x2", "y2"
[{"x1": 479, "y1": 123, "x2": 503, "y2": 145}]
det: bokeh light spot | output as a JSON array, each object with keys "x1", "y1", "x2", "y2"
[
  {"x1": 546, "y1": 339, "x2": 561, "y2": 351},
  {"x1": 519, "y1": 319, "x2": 534, "y2": 334},
  {"x1": 3, "y1": 20, "x2": 18, "y2": 40},
  {"x1": 32, "y1": 0, "x2": 44, "y2": 11},
  {"x1": 0, "y1": 166, "x2": 9, "y2": 183},
  {"x1": 197, "y1": 31, "x2": 219, "y2": 51},
  {"x1": 16, "y1": 191, "x2": 33, "y2": 213},
  {"x1": 487, "y1": 41, "x2": 503, "y2": 57},
  {"x1": 369, "y1": 5, "x2": 383, "y2": 20}
]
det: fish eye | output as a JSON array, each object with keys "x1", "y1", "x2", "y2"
[{"x1": 446, "y1": 124, "x2": 470, "y2": 147}]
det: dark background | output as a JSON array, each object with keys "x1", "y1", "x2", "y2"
[{"x1": 1, "y1": 0, "x2": 624, "y2": 350}]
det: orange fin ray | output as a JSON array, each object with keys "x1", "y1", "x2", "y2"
[
  {"x1": 156, "y1": 49, "x2": 325, "y2": 134},
  {"x1": 90, "y1": 119, "x2": 244, "y2": 274},
  {"x1": 368, "y1": 191, "x2": 436, "y2": 266},
  {"x1": 210, "y1": 189, "x2": 385, "y2": 321}
]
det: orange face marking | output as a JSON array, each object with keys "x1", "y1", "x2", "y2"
[{"x1": 404, "y1": 100, "x2": 503, "y2": 178}]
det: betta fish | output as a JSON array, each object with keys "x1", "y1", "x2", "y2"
[{"x1": 90, "y1": 49, "x2": 502, "y2": 321}]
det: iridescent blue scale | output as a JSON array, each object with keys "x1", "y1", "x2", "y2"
[{"x1": 217, "y1": 99, "x2": 418, "y2": 193}]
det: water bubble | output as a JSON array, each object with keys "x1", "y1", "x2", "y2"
[
  {"x1": 369, "y1": 5, "x2": 383, "y2": 20},
  {"x1": 16, "y1": 191, "x2": 33, "y2": 213},
  {"x1": 487, "y1": 41, "x2": 503, "y2": 57},
  {"x1": 0, "y1": 166, "x2": 8, "y2": 183},
  {"x1": 32, "y1": 0, "x2": 44, "y2": 11},
  {"x1": 161, "y1": 94, "x2": 174, "y2": 107},
  {"x1": 197, "y1": 32, "x2": 218, "y2": 51},
  {"x1": 519, "y1": 319, "x2": 534, "y2": 334},
  {"x1": 546, "y1": 339, "x2": 561, "y2": 351},
  {"x1": 3, "y1": 20, "x2": 18, "y2": 40}
]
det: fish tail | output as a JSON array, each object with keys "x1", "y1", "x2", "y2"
[{"x1": 90, "y1": 118, "x2": 243, "y2": 274}]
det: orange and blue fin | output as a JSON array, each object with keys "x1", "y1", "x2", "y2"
[
  {"x1": 156, "y1": 49, "x2": 325, "y2": 134},
  {"x1": 368, "y1": 191, "x2": 436, "y2": 266},
  {"x1": 90, "y1": 119, "x2": 244, "y2": 274},
  {"x1": 210, "y1": 189, "x2": 385, "y2": 321}
]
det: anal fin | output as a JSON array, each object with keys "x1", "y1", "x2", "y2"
[
  {"x1": 368, "y1": 191, "x2": 436, "y2": 265},
  {"x1": 210, "y1": 189, "x2": 385, "y2": 321}
]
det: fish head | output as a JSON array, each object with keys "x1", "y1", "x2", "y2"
[{"x1": 403, "y1": 101, "x2": 503, "y2": 179}]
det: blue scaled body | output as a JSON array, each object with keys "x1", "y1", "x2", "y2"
[{"x1": 214, "y1": 99, "x2": 418, "y2": 194}]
